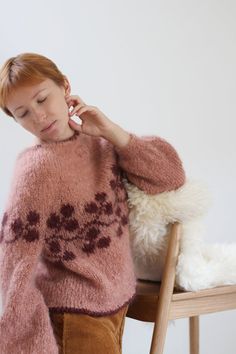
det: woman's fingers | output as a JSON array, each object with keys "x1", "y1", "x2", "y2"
[
  {"x1": 69, "y1": 103, "x2": 85, "y2": 116},
  {"x1": 66, "y1": 95, "x2": 86, "y2": 106},
  {"x1": 75, "y1": 106, "x2": 88, "y2": 117},
  {"x1": 68, "y1": 118, "x2": 82, "y2": 132}
]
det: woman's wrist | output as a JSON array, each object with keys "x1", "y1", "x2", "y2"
[{"x1": 102, "y1": 123, "x2": 131, "y2": 149}]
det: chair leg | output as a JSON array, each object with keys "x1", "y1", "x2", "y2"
[
  {"x1": 149, "y1": 316, "x2": 169, "y2": 354},
  {"x1": 189, "y1": 316, "x2": 199, "y2": 354}
]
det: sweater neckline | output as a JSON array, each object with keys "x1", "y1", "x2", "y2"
[{"x1": 33, "y1": 130, "x2": 80, "y2": 149}]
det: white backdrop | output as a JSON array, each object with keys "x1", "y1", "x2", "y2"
[{"x1": 0, "y1": 1, "x2": 235, "y2": 353}]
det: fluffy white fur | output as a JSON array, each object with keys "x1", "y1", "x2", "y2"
[{"x1": 124, "y1": 178, "x2": 236, "y2": 291}]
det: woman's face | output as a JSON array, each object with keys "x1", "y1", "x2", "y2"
[{"x1": 6, "y1": 77, "x2": 75, "y2": 143}]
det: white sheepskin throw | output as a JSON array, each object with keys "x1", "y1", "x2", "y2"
[{"x1": 124, "y1": 178, "x2": 236, "y2": 291}]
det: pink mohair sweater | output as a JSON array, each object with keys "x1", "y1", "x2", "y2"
[{"x1": 0, "y1": 130, "x2": 185, "y2": 353}]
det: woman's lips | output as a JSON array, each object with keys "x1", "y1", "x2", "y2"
[{"x1": 41, "y1": 120, "x2": 57, "y2": 132}]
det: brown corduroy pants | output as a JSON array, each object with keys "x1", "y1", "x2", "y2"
[{"x1": 49, "y1": 305, "x2": 129, "y2": 354}]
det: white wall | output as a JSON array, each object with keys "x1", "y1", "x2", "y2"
[{"x1": 0, "y1": 1, "x2": 235, "y2": 353}]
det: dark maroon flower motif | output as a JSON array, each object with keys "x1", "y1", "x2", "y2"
[
  {"x1": 109, "y1": 180, "x2": 117, "y2": 190},
  {"x1": 60, "y1": 204, "x2": 75, "y2": 218},
  {"x1": 63, "y1": 250, "x2": 76, "y2": 261},
  {"x1": 86, "y1": 227, "x2": 100, "y2": 241},
  {"x1": 0, "y1": 158, "x2": 129, "y2": 256},
  {"x1": 97, "y1": 236, "x2": 111, "y2": 248},
  {"x1": 49, "y1": 240, "x2": 61, "y2": 253},
  {"x1": 24, "y1": 228, "x2": 39, "y2": 242},
  {"x1": 115, "y1": 207, "x2": 121, "y2": 216},
  {"x1": 95, "y1": 192, "x2": 107, "y2": 202},
  {"x1": 47, "y1": 213, "x2": 61, "y2": 229},
  {"x1": 11, "y1": 218, "x2": 23, "y2": 234},
  {"x1": 40, "y1": 176, "x2": 129, "y2": 258},
  {"x1": 104, "y1": 202, "x2": 113, "y2": 215},
  {"x1": 64, "y1": 218, "x2": 79, "y2": 232},
  {"x1": 27, "y1": 211, "x2": 40, "y2": 225},
  {"x1": 121, "y1": 215, "x2": 128, "y2": 226},
  {"x1": 53, "y1": 260, "x2": 64, "y2": 267},
  {"x1": 82, "y1": 242, "x2": 96, "y2": 254},
  {"x1": 111, "y1": 165, "x2": 120, "y2": 176},
  {"x1": 84, "y1": 202, "x2": 98, "y2": 213}
]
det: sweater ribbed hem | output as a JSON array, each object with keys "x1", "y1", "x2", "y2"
[{"x1": 48, "y1": 292, "x2": 136, "y2": 317}]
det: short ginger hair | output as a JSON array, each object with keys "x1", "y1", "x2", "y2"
[{"x1": 0, "y1": 52, "x2": 66, "y2": 118}]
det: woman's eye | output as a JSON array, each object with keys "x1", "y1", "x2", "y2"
[
  {"x1": 38, "y1": 97, "x2": 47, "y2": 104},
  {"x1": 19, "y1": 97, "x2": 47, "y2": 118},
  {"x1": 20, "y1": 111, "x2": 28, "y2": 118}
]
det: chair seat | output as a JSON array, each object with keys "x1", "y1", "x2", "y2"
[{"x1": 127, "y1": 279, "x2": 236, "y2": 322}]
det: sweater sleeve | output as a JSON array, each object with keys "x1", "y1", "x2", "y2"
[
  {"x1": 0, "y1": 153, "x2": 58, "y2": 354},
  {"x1": 114, "y1": 133, "x2": 186, "y2": 194}
]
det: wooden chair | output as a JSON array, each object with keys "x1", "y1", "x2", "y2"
[{"x1": 126, "y1": 222, "x2": 236, "y2": 354}]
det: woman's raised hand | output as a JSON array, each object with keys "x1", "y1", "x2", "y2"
[{"x1": 65, "y1": 95, "x2": 114, "y2": 138}]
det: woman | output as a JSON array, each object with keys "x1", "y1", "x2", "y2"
[{"x1": 0, "y1": 52, "x2": 186, "y2": 354}]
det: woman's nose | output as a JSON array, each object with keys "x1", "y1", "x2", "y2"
[{"x1": 33, "y1": 107, "x2": 47, "y2": 121}]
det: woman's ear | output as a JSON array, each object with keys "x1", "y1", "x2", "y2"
[{"x1": 63, "y1": 75, "x2": 71, "y2": 98}]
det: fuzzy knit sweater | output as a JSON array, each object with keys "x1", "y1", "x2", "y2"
[{"x1": 0, "y1": 130, "x2": 185, "y2": 354}]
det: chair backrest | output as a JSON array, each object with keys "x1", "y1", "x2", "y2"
[
  {"x1": 162, "y1": 222, "x2": 182, "y2": 288},
  {"x1": 156, "y1": 222, "x2": 182, "y2": 313},
  {"x1": 149, "y1": 222, "x2": 182, "y2": 353}
]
